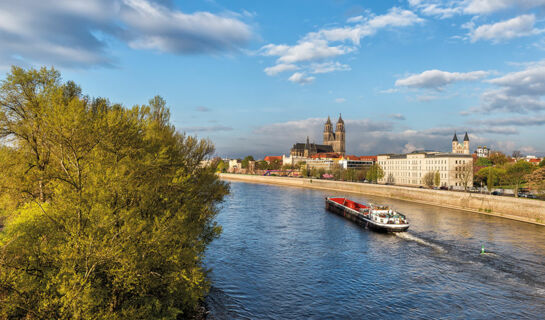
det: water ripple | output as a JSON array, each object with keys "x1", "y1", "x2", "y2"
[{"x1": 205, "y1": 181, "x2": 545, "y2": 319}]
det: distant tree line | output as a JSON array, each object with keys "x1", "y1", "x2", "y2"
[{"x1": 474, "y1": 151, "x2": 545, "y2": 197}]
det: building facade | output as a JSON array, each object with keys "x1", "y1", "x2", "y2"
[
  {"x1": 475, "y1": 146, "x2": 490, "y2": 158},
  {"x1": 290, "y1": 136, "x2": 334, "y2": 157},
  {"x1": 290, "y1": 115, "x2": 346, "y2": 157},
  {"x1": 452, "y1": 132, "x2": 470, "y2": 154},
  {"x1": 323, "y1": 115, "x2": 346, "y2": 155},
  {"x1": 377, "y1": 133, "x2": 473, "y2": 188}
]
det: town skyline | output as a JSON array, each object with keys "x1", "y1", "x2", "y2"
[{"x1": 1, "y1": 0, "x2": 545, "y2": 158}]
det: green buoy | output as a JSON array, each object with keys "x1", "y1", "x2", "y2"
[{"x1": 480, "y1": 244, "x2": 485, "y2": 254}]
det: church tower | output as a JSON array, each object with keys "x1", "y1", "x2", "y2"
[
  {"x1": 335, "y1": 114, "x2": 345, "y2": 155},
  {"x1": 463, "y1": 132, "x2": 470, "y2": 154},
  {"x1": 452, "y1": 131, "x2": 470, "y2": 154},
  {"x1": 452, "y1": 132, "x2": 459, "y2": 153},
  {"x1": 323, "y1": 116, "x2": 334, "y2": 145}
]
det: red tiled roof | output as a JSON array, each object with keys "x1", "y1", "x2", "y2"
[
  {"x1": 358, "y1": 156, "x2": 377, "y2": 161},
  {"x1": 264, "y1": 156, "x2": 282, "y2": 162},
  {"x1": 528, "y1": 158, "x2": 541, "y2": 163},
  {"x1": 344, "y1": 155, "x2": 359, "y2": 160},
  {"x1": 310, "y1": 153, "x2": 340, "y2": 159}
]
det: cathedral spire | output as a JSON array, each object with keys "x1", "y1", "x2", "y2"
[
  {"x1": 463, "y1": 132, "x2": 469, "y2": 142},
  {"x1": 337, "y1": 113, "x2": 344, "y2": 124},
  {"x1": 452, "y1": 131, "x2": 458, "y2": 142},
  {"x1": 326, "y1": 116, "x2": 331, "y2": 125}
]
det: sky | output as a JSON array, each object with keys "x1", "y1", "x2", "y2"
[{"x1": 1, "y1": 0, "x2": 545, "y2": 159}]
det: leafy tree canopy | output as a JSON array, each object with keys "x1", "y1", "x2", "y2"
[
  {"x1": 0, "y1": 66, "x2": 229, "y2": 319},
  {"x1": 475, "y1": 157, "x2": 492, "y2": 167}
]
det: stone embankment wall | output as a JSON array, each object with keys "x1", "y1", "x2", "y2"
[{"x1": 220, "y1": 173, "x2": 545, "y2": 226}]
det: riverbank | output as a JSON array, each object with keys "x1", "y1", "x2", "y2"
[{"x1": 220, "y1": 173, "x2": 545, "y2": 226}]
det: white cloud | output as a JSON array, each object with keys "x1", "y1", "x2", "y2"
[
  {"x1": 469, "y1": 14, "x2": 542, "y2": 43},
  {"x1": 218, "y1": 117, "x2": 525, "y2": 158},
  {"x1": 465, "y1": 0, "x2": 545, "y2": 14},
  {"x1": 288, "y1": 72, "x2": 315, "y2": 84},
  {"x1": 309, "y1": 61, "x2": 351, "y2": 74},
  {"x1": 347, "y1": 16, "x2": 364, "y2": 23},
  {"x1": 470, "y1": 115, "x2": 545, "y2": 127},
  {"x1": 0, "y1": 0, "x2": 253, "y2": 68},
  {"x1": 335, "y1": 98, "x2": 346, "y2": 103},
  {"x1": 473, "y1": 61, "x2": 545, "y2": 113},
  {"x1": 264, "y1": 63, "x2": 299, "y2": 76},
  {"x1": 121, "y1": 0, "x2": 252, "y2": 54},
  {"x1": 409, "y1": 0, "x2": 545, "y2": 17},
  {"x1": 395, "y1": 69, "x2": 489, "y2": 89},
  {"x1": 316, "y1": 8, "x2": 424, "y2": 44},
  {"x1": 260, "y1": 7, "x2": 423, "y2": 83},
  {"x1": 261, "y1": 40, "x2": 353, "y2": 64}
]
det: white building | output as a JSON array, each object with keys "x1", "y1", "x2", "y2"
[
  {"x1": 377, "y1": 133, "x2": 474, "y2": 188},
  {"x1": 338, "y1": 158, "x2": 375, "y2": 170},
  {"x1": 475, "y1": 146, "x2": 490, "y2": 158},
  {"x1": 377, "y1": 152, "x2": 473, "y2": 188}
]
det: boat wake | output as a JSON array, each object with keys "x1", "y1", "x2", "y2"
[{"x1": 394, "y1": 232, "x2": 446, "y2": 253}]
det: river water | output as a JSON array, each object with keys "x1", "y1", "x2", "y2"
[{"x1": 205, "y1": 181, "x2": 545, "y2": 319}]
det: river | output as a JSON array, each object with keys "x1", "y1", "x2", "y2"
[{"x1": 204, "y1": 181, "x2": 545, "y2": 319}]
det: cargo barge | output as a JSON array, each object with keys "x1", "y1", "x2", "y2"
[{"x1": 325, "y1": 197, "x2": 409, "y2": 232}]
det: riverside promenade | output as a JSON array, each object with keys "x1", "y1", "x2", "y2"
[{"x1": 220, "y1": 173, "x2": 545, "y2": 226}]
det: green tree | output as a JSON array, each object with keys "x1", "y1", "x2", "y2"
[
  {"x1": 241, "y1": 155, "x2": 254, "y2": 169},
  {"x1": 527, "y1": 167, "x2": 545, "y2": 197},
  {"x1": 434, "y1": 171, "x2": 441, "y2": 187},
  {"x1": 301, "y1": 166, "x2": 309, "y2": 177},
  {"x1": 0, "y1": 66, "x2": 229, "y2": 319},
  {"x1": 539, "y1": 158, "x2": 545, "y2": 168},
  {"x1": 505, "y1": 160, "x2": 534, "y2": 197},
  {"x1": 216, "y1": 159, "x2": 228, "y2": 172},
  {"x1": 366, "y1": 164, "x2": 384, "y2": 183},
  {"x1": 422, "y1": 172, "x2": 435, "y2": 188},
  {"x1": 489, "y1": 151, "x2": 509, "y2": 166},
  {"x1": 318, "y1": 168, "x2": 326, "y2": 178},
  {"x1": 357, "y1": 168, "x2": 368, "y2": 182},
  {"x1": 269, "y1": 159, "x2": 282, "y2": 170},
  {"x1": 475, "y1": 157, "x2": 492, "y2": 167}
]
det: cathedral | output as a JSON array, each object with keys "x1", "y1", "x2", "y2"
[
  {"x1": 452, "y1": 132, "x2": 470, "y2": 154},
  {"x1": 323, "y1": 114, "x2": 346, "y2": 155},
  {"x1": 290, "y1": 115, "x2": 346, "y2": 157}
]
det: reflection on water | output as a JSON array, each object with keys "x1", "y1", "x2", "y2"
[{"x1": 205, "y1": 181, "x2": 545, "y2": 319}]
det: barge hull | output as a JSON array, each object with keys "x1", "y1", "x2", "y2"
[{"x1": 325, "y1": 198, "x2": 409, "y2": 233}]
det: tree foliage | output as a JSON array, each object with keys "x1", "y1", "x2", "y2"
[
  {"x1": 241, "y1": 155, "x2": 254, "y2": 169},
  {"x1": 0, "y1": 66, "x2": 229, "y2": 319},
  {"x1": 489, "y1": 151, "x2": 509, "y2": 166},
  {"x1": 422, "y1": 172, "x2": 435, "y2": 188},
  {"x1": 456, "y1": 162, "x2": 473, "y2": 192},
  {"x1": 505, "y1": 160, "x2": 534, "y2": 197},
  {"x1": 475, "y1": 157, "x2": 492, "y2": 167},
  {"x1": 366, "y1": 164, "x2": 384, "y2": 183},
  {"x1": 434, "y1": 171, "x2": 441, "y2": 187},
  {"x1": 527, "y1": 167, "x2": 545, "y2": 196}
]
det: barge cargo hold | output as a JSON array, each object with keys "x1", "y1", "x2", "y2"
[{"x1": 325, "y1": 197, "x2": 409, "y2": 232}]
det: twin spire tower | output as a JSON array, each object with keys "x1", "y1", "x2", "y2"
[{"x1": 323, "y1": 114, "x2": 346, "y2": 155}]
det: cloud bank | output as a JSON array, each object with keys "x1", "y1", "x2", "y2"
[
  {"x1": 260, "y1": 7, "x2": 424, "y2": 84},
  {"x1": 396, "y1": 69, "x2": 489, "y2": 90},
  {"x1": 0, "y1": 0, "x2": 253, "y2": 68}
]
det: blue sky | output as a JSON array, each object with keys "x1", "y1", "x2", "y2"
[{"x1": 1, "y1": 0, "x2": 545, "y2": 158}]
